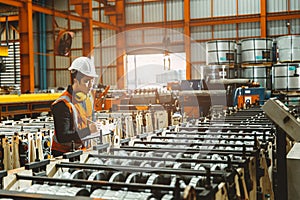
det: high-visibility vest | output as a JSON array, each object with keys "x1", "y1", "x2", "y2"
[{"x1": 51, "y1": 90, "x2": 94, "y2": 153}]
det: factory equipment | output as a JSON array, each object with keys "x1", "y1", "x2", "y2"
[
  {"x1": 262, "y1": 98, "x2": 300, "y2": 200},
  {"x1": 233, "y1": 87, "x2": 265, "y2": 109},
  {"x1": 116, "y1": 88, "x2": 179, "y2": 127},
  {"x1": 0, "y1": 93, "x2": 61, "y2": 121},
  {"x1": 94, "y1": 84, "x2": 110, "y2": 111},
  {"x1": 0, "y1": 116, "x2": 54, "y2": 170},
  {"x1": 0, "y1": 106, "x2": 277, "y2": 200}
]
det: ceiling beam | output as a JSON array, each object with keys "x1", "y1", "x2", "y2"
[
  {"x1": 0, "y1": 15, "x2": 18, "y2": 22},
  {"x1": 0, "y1": 0, "x2": 118, "y2": 30},
  {"x1": 0, "y1": 0, "x2": 23, "y2": 7},
  {"x1": 125, "y1": 11, "x2": 300, "y2": 31}
]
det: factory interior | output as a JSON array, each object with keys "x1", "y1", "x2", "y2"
[{"x1": 0, "y1": 0, "x2": 299, "y2": 199}]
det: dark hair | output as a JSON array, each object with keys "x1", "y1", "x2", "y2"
[{"x1": 70, "y1": 70, "x2": 85, "y2": 85}]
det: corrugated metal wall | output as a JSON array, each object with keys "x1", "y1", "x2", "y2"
[
  {"x1": 99, "y1": 29, "x2": 117, "y2": 87},
  {"x1": 267, "y1": 0, "x2": 288, "y2": 12},
  {"x1": 190, "y1": 0, "x2": 211, "y2": 19},
  {"x1": 167, "y1": 0, "x2": 183, "y2": 21},
  {"x1": 238, "y1": 0, "x2": 260, "y2": 14},
  {"x1": 125, "y1": 28, "x2": 185, "y2": 55},
  {"x1": 214, "y1": 0, "x2": 236, "y2": 16},
  {"x1": 191, "y1": 26, "x2": 212, "y2": 41},
  {"x1": 291, "y1": 0, "x2": 300, "y2": 11},
  {"x1": 291, "y1": 19, "x2": 300, "y2": 34},
  {"x1": 238, "y1": 22, "x2": 260, "y2": 37},
  {"x1": 190, "y1": 42, "x2": 206, "y2": 63},
  {"x1": 268, "y1": 20, "x2": 289, "y2": 36},
  {"x1": 126, "y1": 4, "x2": 142, "y2": 24},
  {"x1": 144, "y1": 2, "x2": 163, "y2": 23},
  {"x1": 102, "y1": 67, "x2": 117, "y2": 89},
  {"x1": 213, "y1": 24, "x2": 237, "y2": 39}
]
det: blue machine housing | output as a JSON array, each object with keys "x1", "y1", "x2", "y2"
[{"x1": 233, "y1": 87, "x2": 266, "y2": 106}]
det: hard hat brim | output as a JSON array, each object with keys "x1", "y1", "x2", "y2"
[{"x1": 68, "y1": 66, "x2": 99, "y2": 78}]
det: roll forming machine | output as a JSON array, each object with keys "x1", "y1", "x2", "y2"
[{"x1": 0, "y1": 105, "x2": 282, "y2": 200}]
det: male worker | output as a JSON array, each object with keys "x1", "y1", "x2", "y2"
[{"x1": 51, "y1": 56, "x2": 98, "y2": 157}]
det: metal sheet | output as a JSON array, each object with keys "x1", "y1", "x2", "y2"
[
  {"x1": 102, "y1": 47, "x2": 117, "y2": 66},
  {"x1": 125, "y1": 29, "x2": 143, "y2": 45},
  {"x1": 267, "y1": 20, "x2": 288, "y2": 36},
  {"x1": 291, "y1": 19, "x2": 300, "y2": 35},
  {"x1": 238, "y1": 22, "x2": 260, "y2": 37},
  {"x1": 144, "y1": 2, "x2": 163, "y2": 23},
  {"x1": 191, "y1": 26, "x2": 212, "y2": 41},
  {"x1": 170, "y1": 28, "x2": 184, "y2": 42},
  {"x1": 56, "y1": 70, "x2": 71, "y2": 87},
  {"x1": 267, "y1": 0, "x2": 288, "y2": 12},
  {"x1": 213, "y1": 0, "x2": 236, "y2": 17},
  {"x1": 167, "y1": 0, "x2": 183, "y2": 21},
  {"x1": 125, "y1": 4, "x2": 142, "y2": 24},
  {"x1": 291, "y1": 0, "x2": 300, "y2": 11},
  {"x1": 72, "y1": 31, "x2": 83, "y2": 49},
  {"x1": 213, "y1": 24, "x2": 237, "y2": 39},
  {"x1": 238, "y1": 0, "x2": 259, "y2": 14},
  {"x1": 101, "y1": 29, "x2": 116, "y2": 46},
  {"x1": 102, "y1": 67, "x2": 117, "y2": 88},
  {"x1": 191, "y1": 42, "x2": 206, "y2": 63},
  {"x1": 190, "y1": 0, "x2": 211, "y2": 19},
  {"x1": 144, "y1": 28, "x2": 164, "y2": 44}
]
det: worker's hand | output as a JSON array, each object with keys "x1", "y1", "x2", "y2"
[{"x1": 89, "y1": 123, "x2": 98, "y2": 134}]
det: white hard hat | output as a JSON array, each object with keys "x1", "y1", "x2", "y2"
[{"x1": 68, "y1": 57, "x2": 98, "y2": 78}]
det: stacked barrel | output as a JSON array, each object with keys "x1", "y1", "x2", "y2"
[
  {"x1": 206, "y1": 40, "x2": 237, "y2": 80},
  {"x1": 273, "y1": 35, "x2": 300, "y2": 105},
  {"x1": 205, "y1": 38, "x2": 274, "y2": 89},
  {"x1": 240, "y1": 38, "x2": 273, "y2": 89}
]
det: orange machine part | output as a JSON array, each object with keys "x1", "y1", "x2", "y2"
[
  {"x1": 94, "y1": 85, "x2": 110, "y2": 111},
  {"x1": 237, "y1": 95, "x2": 260, "y2": 109}
]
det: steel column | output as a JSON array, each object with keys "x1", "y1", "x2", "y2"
[
  {"x1": 19, "y1": 0, "x2": 34, "y2": 93},
  {"x1": 116, "y1": 0, "x2": 125, "y2": 89},
  {"x1": 260, "y1": 0, "x2": 267, "y2": 37},
  {"x1": 184, "y1": 0, "x2": 191, "y2": 80},
  {"x1": 82, "y1": 1, "x2": 94, "y2": 56}
]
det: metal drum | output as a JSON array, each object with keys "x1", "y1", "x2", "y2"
[
  {"x1": 272, "y1": 63, "x2": 300, "y2": 91},
  {"x1": 206, "y1": 40, "x2": 236, "y2": 65},
  {"x1": 241, "y1": 66, "x2": 271, "y2": 89},
  {"x1": 277, "y1": 35, "x2": 300, "y2": 63},
  {"x1": 241, "y1": 38, "x2": 273, "y2": 64}
]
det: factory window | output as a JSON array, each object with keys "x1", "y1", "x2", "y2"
[{"x1": 125, "y1": 53, "x2": 186, "y2": 90}]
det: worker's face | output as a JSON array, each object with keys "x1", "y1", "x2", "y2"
[{"x1": 76, "y1": 76, "x2": 94, "y2": 94}]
